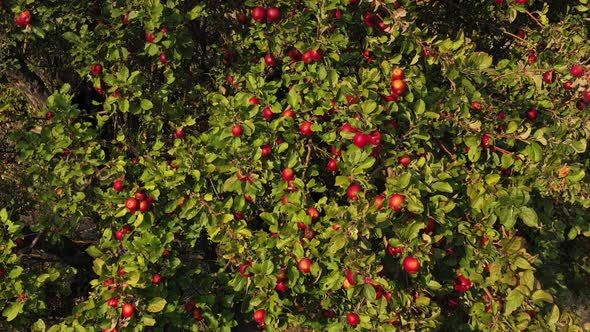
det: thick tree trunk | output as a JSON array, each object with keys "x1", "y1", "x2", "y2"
[{"x1": 5, "y1": 67, "x2": 49, "y2": 111}]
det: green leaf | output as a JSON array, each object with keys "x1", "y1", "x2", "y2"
[
  {"x1": 0, "y1": 208, "x2": 7, "y2": 221},
  {"x1": 505, "y1": 289, "x2": 524, "y2": 316},
  {"x1": 548, "y1": 304, "x2": 560, "y2": 325},
  {"x1": 327, "y1": 234, "x2": 347, "y2": 255},
  {"x1": 85, "y1": 246, "x2": 102, "y2": 258},
  {"x1": 147, "y1": 297, "x2": 167, "y2": 313},
  {"x1": 363, "y1": 283, "x2": 376, "y2": 301},
  {"x1": 141, "y1": 99, "x2": 154, "y2": 110},
  {"x1": 532, "y1": 290, "x2": 553, "y2": 304},
  {"x1": 31, "y1": 319, "x2": 46, "y2": 332},
  {"x1": 431, "y1": 182, "x2": 453, "y2": 193},
  {"x1": 485, "y1": 174, "x2": 501, "y2": 185},
  {"x1": 2, "y1": 301, "x2": 24, "y2": 322},
  {"x1": 519, "y1": 207, "x2": 538, "y2": 228}
]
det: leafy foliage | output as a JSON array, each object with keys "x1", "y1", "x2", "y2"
[{"x1": 0, "y1": 0, "x2": 589, "y2": 331}]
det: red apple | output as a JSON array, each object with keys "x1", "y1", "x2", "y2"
[
  {"x1": 403, "y1": 256, "x2": 420, "y2": 274},
  {"x1": 388, "y1": 194, "x2": 405, "y2": 211},
  {"x1": 571, "y1": 64, "x2": 584, "y2": 77},
  {"x1": 253, "y1": 309, "x2": 266, "y2": 325},
  {"x1": 174, "y1": 128, "x2": 186, "y2": 139},
  {"x1": 347, "y1": 183, "x2": 363, "y2": 201},
  {"x1": 125, "y1": 197, "x2": 139, "y2": 212},
  {"x1": 481, "y1": 134, "x2": 492, "y2": 148},
  {"x1": 252, "y1": 7, "x2": 267, "y2": 23},
  {"x1": 300, "y1": 121, "x2": 313, "y2": 136},
  {"x1": 564, "y1": 81, "x2": 573, "y2": 90},
  {"x1": 240, "y1": 262, "x2": 252, "y2": 278},
  {"x1": 352, "y1": 132, "x2": 369, "y2": 148},
  {"x1": 135, "y1": 191, "x2": 147, "y2": 201},
  {"x1": 231, "y1": 124, "x2": 243, "y2": 137},
  {"x1": 145, "y1": 32, "x2": 156, "y2": 43},
  {"x1": 399, "y1": 155, "x2": 411, "y2": 167},
  {"x1": 392, "y1": 68, "x2": 404, "y2": 80},
  {"x1": 91, "y1": 63, "x2": 103, "y2": 76},
  {"x1": 262, "y1": 106, "x2": 274, "y2": 121},
  {"x1": 542, "y1": 70, "x2": 555, "y2": 84},
  {"x1": 267, "y1": 7, "x2": 282, "y2": 22},
  {"x1": 298, "y1": 258, "x2": 312, "y2": 273},
  {"x1": 159, "y1": 53, "x2": 167, "y2": 64},
  {"x1": 302, "y1": 51, "x2": 314, "y2": 64},
  {"x1": 45, "y1": 112, "x2": 53, "y2": 120},
  {"x1": 306, "y1": 207, "x2": 320, "y2": 221},
  {"x1": 282, "y1": 168, "x2": 295, "y2": 181},
  {"x1": 275, "y1": 281, "x2": 288, "y2": 292},
  {"x1": 347, "y1": 313, "x2": 360, "y2": 326},
  {"x1": 249, "y1": 96, "x2": 260, "y2": 105},
  {"x1": 471, "y1": 101, "x2": 481, "y2": 110},
  {"x1": 327, "y1": 159, "x2": 338, "y2": 171},
  {"x1": 107, "y1": 297, "x2": 119, "y2": 307},
  {"x1": 525, "y1": 108, "x2": 538, "y2": 121},
  {"x1": 121, "y1": 303, "x2": 135, "y2": 318},
  {"x1": 152, "y1": 273, "x2": 162, "y2": 284},
  {"x1": 391, "y1": 79, "x2": 406, "y2": 95},
  {"x1": 15, "y1": 10, "x2": 32, "y2": 27},
  {"x1": 139, "y1": 200, "x2": 150, "y2": 213},
  {"x1": 193, "y1": 308, "x2": 203, "y2": 321},
  {"x1": 288, "y1": 48, "x2": 302, "y2": 62},
  {"x1": 375, "y1": 195, "x2": 385, "y2": 209},
  {"x1": 264, "y1": 53, "x2": 277, "y2": 67},
  {"x1": 113, "y1": 180, "x2": 124, "y2": 192},
  {"x1": 261, "y1": 145, "x2": 272, "y2": 157},
  {"x1": 582, "y1": 90, "x2": 590, "y2": 102}
]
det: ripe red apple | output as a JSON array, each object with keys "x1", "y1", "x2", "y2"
[
  {"x1": 498, "y1": 111, "x2": 506, "y2": 120},
  {"x1": 576, "y1": 100, "x2": 586, "y2": 110},
  {"x1": 282, "y1": 168, "x2": 295, "y2": 181},
  {"x1": 113, "y1": 180, "x2": 124, "y2": 192},
  {"x1": 300, "y1": 121, "x2": 313, "y2": 136},
  {"x1": 582, "y1": 90, "x2": 590, "y2": 102},
  {"x1": 388, "y1": 194, "x2": 405, "y2": 211},
  {"x1": 264, "y1": 53, "x2": 277, "y2": 67},
  {"x1": 45, "y1": 111, "x2": 53, "y2": 120},
  {"x1": 239, "y1": 262, "x2": 252, "y2": 278},
  {"x1": 347, "y1": 183, "x2": 363, "y2": 201},
  {"x1": 369, "y1": 130, "x2": 382, "y2": 145},
  {"x1": 174, "y1": 128, "x2": 186, "y2": 139},
  {"x1": 571, "y1": 64, "x2": 584, "y2": 77},
  {"x1": 91, "y1": 63, "x2": 103, "y2": 76},
  {"x1": 375, "y1": 195, "x2": 385, "y2": 209},
  {"x1": 403, "y1": 256, "x2": 420, "y2": 274},
  {"x1": 527, "y1": 50, "x2": 537, "y2": 64},
  {"x1": 152, "y1": 273, "x2": 162, "y2": 284},
  {"x1": 275, "y1": 281, "x2": 288, "y2": 292},
  {"x1": 391, "y1": 79, "x2": 406, "y2": 95},
  {"x1": 193, "y1": 308, "x2": 203, "y2": 321},
  {"x1": 135, "y1": 191, "x2": 147, "y2": 201},
  {"x1": 122, "y1": 12, "x2": 130, "y2": 25},
  {"x1": 262, "y1": 106, "x2": 274, "y2": 121},
  {"x1": 481, "y1": 134, "x2": 492, "y2": 148},
  {"x1": 249, "y1": 96, "x2": 260, "y2": 105},
  {"x1": 267, "y1": 7, "x2": 282, "y2": 22},
  {"x1": 525, "y1": 108, "x2": 538, "y2": 121},
  {"x1": 139, "y1": 200, "x2": 150, "y2": 213},
  {"x1": 424, "y1": 218, "x2": 437, "y2": 235},
  {"x1": 399, "y1": 155, "x2": 411, "y2": 167},
  {"x1": 454, "y1": 275, "x2": 473, "y2": 292},
  {"x1": 392, "y1": 68, "x2": 404, "y2": 80},
  {"x1": 347, "y1": 313, "x2": 360, "y2": 326},
  {"x1": 471, "y1": 101, "x2": 481, "y2": 110},
  {"x1": 306, "y1": 207, "x2": 320, "y2": 221},
  {"x1": 145, "y1": 32, "x2": 156, "y2": 43},
  {"x1": 327, "y1": 159, "x2": 338, "y2": 171},
  {"x1": 231, "y1": 124, "x2": 243, "y2": 137},
  {"x1": 563, "y1": 81, "x2": 573, "y2": 90},
  {"x1": 352, "y1": 132, "x2": 369, "y2": 148},
  {"x1": 261, "y1": 145, "x2": 272, "y2": 157},
  {"x1": 159, "y1": 53, "x2": 167, "y2": 64},
  {"x1": 121, "y1": 303, "x2": 135, "y2": 318},
  {"x1": 125, "y1": 197, "x2": 139, "y2": 212},
  {"x1": 515, "y1": 0, "x2": 527, "y2": 4},
  {"x1": 298, "y1": 258, "x2": 312, "y2": 273},
  {"x1": 288, "y1": 48, "x2": 302, "y2": 62},
  {"x1": 309, "y1": 49, "x2": 322, "y2": 61},
  {"x1": 107, "y1": 297, "x2": 119, "y2": 307},
  {"x1": 340, "y1": 122, "x2": 357, "y2": 133},
  {"x1": 283, "y1": 108, "x2": 296, "y2": 118},
  {"x1": 542, "y1": 70, "x2": 555, "y2": 84},
  {"x1": 302, "y1": 51, "x2": 314, "y2": 64},
  {"x1": 253, "y1": 309, "x2": 266, "y2": 325},
  {"x1": 15, "y1": 10, "x2": 32, "y2": 27},
  {"x1": 252, "y1": 6, "x2": 267, "y2": 23}
]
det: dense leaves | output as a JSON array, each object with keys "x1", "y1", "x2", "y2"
[{"x1": 1, "y1": 0, "x2": 589, "y2": 331}]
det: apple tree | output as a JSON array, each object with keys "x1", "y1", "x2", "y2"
[{"x1": 0, "y1": 0, "x2": 589, "y2": 331}]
